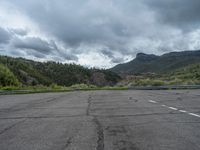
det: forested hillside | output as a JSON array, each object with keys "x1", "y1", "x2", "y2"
[
  {"x1": 121, "y1": 63, "x2": 200, "y2": 86},
  {"x1": 111, "y1": 50, "x2": 200, "y2": 75},
  {"x1": 0, "y1": 64, "x2": 20, "y2": 86},
  {"x1": 0, "y1": 56, "x2": 121, "y2": 87}
]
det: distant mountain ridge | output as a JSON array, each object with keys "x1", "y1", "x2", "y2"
[{"x1": 110, "y1": 50, "x2": 200, "y2": 74}]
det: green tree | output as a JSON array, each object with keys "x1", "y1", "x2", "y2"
[{"x1": 0, "y1": 64, "x2": 20, "y2": 86}]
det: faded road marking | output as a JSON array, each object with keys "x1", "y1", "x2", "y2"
[
  {"x1": 168, "y1": 107, "x2": 178, "y2": 111},
  {"x1": 188, "y1": 113, "x2": 200, "y2": 118},
  {"x1": 148, "y1": 100, "x2": 157, "y2": 104},
  {"x1": 147, "y1": 100, "x2": 200, "y2": 119},
  {"x1": 179, "y1": 110, "x2": 187, "y2": 113}
]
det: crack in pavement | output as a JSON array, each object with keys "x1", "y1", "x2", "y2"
[
  {"x1": 0, "y1": 95, "x2": 66, "y2": 114},
  {"x1": 0, "y1": 119, "x2": 25, "y2": 135},
  {"x1": 92, "y1": 112, "x2": 183, "y2": 118},
  {"x1": 93, "y1": 117, "x2": 104, "y2": 150},
  {"x1": 87, "y1": 94, "x2": 104, "y2": 150},
  {"x1": 0, "y1": 115, "x2": 88, "y2": 120},
  {"x1": 87, "y1": 95, "x2": 92, "y2": 116}
]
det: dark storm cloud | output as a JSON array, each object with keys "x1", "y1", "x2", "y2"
[
  {"x1": 111, "y1": 57, "x2": 125, "y2": 64},
  {"x1": 58, "y1": 51, "x2": 78, "y2": 61},
  {"x1": 101, "y1": 49, "x2": 125, "y2": 63},
  {"x1": 12, "y1": 37, "x2": 54, "y2": 54},
  {"x1": 1, "y1": 0, "x2": 200, "y2": 67},
  {"x1": 11, "y1": 37, "x2": 78, "y2": 61},
  {"x1": 145, "y1": 0, "x2": 200, "y2": 31},
  {"x1": 27, "y1": 50, "x2": 46, "y2": 58},
  {"x1": 0, "y1": 27, "x2": 11, "y2": 44},
  {"x1": 8, "y1": 0, "x2": 138, "y2": 50},
  {"x1": 101, "y1": 49, "x2": 114, "y2": 58}
]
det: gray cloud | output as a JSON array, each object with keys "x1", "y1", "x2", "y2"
[
  {"x1": 1, "y1": 0, "x2": 200, "y2": 67},
  {"x1": 11, "y1": 28, "x2": 28, "y2": 36},
  {"x1": 0, "y1": 27, "x2": 11, "y2": 44},
  {"x1": 145, "y1": 0, "x2": 200, "y2": 31},
  {"x1": 12, "y1": 37, "x2": 54, "y2": 54},
  {"x1": 10, "y1": 36, "x2": 78, "y2": 61},
  {"x1": 101, "y1": 49, "x2": 114, "y2": 59},
  {"x1": 101, "y1": 49, "x2": 125, "y2": 63},
  {"x1": 8, "y1": 0, "x2": 143, "y2": 50}
]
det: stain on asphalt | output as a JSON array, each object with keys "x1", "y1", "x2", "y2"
[
  {"x1": 106, "y1": 126, "x2": 127, "y2": 136},
  {"x1": 62, "y1": 137, "x2": 72, "y2": 150},
  {"x1": 106, "y1": 125, "x2": 139, "y2": 150},
  {"x1": 114, "y1": 140, "x2": 139, "y2": 150},
  {"x1": 177, "y1": 97, "x2": 182, "y2": 101}
]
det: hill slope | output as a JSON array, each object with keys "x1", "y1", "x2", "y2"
[
  {"x1": 111, "y1": 50, "x2": 200, "y2": 74},
  {"x1": 120, "y1": 63, "x2": 200, "y2": 86},
  {"x1": 0, "y1": 64, "x2": 20, "y2": 86},
  {"x1": 0, "y1": 56, "x2": 121, "y2": 86},
  {"x1": 166, "y1": 63, "x2": 200, "y2": 85}
]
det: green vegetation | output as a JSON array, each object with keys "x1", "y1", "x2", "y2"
[
  {"x1": 124, "y1": 63, "x2": 200, "y2": 87},
  {"x1": 1, "y1": 51, "x2": 200, "y2": 93},
  {"x1": 131, "y1": 79, "x2": 165, "y2": 86},
  {"x1": 0, "y1": 64, "x2": 20, "y2": 87},
  {"x1": 111, "y1": 50, "x2": 200, "y2": 74},
  {"x1": 0, "y1": 84, "x2": 128, "y2": 95},
  {"x1": 0, "y1": 56, "x2": 121, "y2": 87},
  {"x1": 0, "y1": 55, "x2": 124, "y2": 94},
  {"x1": 167, "y1": 63, "x2": 200, "y2": 85}
]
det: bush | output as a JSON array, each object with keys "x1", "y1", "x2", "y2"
[
  {"x1": 70, "y1": 84, "x2": 97, "y2": 90},
  {"x1": 50, "y1": 84, "x2": 63, "y2": 90},
  {"x1": 132, "y1": 79, "x2": 165, "y2": 86},
  {"x1": 151, "y1": 80, "x2": 165, "y2": 86},
  {"x1": 168, "y1": 78, "x2": 183, "y2": 85},
  {"x1": 0, "y1": 86, "x2": 21, "y2": 90},
  {"x1": 0, "y1": 64, "x2": 20, "y2": 86}
]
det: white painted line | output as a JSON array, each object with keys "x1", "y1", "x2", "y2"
[
  {"x1": 146, "y1": 99, "x2": 200, "y2": 119},
  {"x1": 168, "y1": 107, "x2": 178, "y2": 110},
  {"x1": 188, "y1": 113, "x2": 200, "y2": 118},
  {"x1": 179, "y1": 110, "x2": 187, "y2": 113},
  {"x1": 148, "y1": 100, "x2": 157, "y2": 104}
]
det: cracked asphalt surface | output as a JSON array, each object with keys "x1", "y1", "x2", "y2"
[{"x1": 0, "y1": 90, "x2": 200, "y2": 150}]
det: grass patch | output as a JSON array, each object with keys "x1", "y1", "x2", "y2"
[{"x1": 0, "y1": 84, "x2": 129, "y2": 95}]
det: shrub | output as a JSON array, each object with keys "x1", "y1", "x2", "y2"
[
  {"x1": 168, "y1": 78, "x2": 183, "y2": 85},
  {"x1": 151, "y1": 80, "x2": 165, "y2": 86},
  {"x1": 50, "y1": 84, "x2": 63, "y2": 90},
  {"x1": 70, "y1": 84, "x2": 97, "y2": 90},
  {"x1": 132, "y1": 79, "x2": 165, "y2": 86},
  {"x1": 0, "y1": 64, "x2": 20, "y2": 86}
]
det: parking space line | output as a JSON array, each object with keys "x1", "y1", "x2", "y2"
[
  {"x1": 147, "y1": 100, "x2": 200, "y2": 118},
  {"x1": 179, "y1": 110, "x2": 187, "y2": 113},
  {"x1": 188, "y1": 113, "x2": 200, "y2": 118},
  {"x1": 148, "y1": 100, "x2": 157, "y2": 103},
  {"x1": 168, "y1": 107, "x2": 178, "y2": 110}
]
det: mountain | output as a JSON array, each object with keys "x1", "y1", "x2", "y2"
[
  {"x1": 111, "y1": 50, "x2": 200, "y2": 74},
  {"x1": 121, "y1": 62, "x2": 200, "y2": 86},
  {"x1": 0, "y1": 56, "x2": 121, "y2": 87}
]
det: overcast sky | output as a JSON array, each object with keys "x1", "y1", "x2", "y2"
[{"x1": 0, "y1": 0, "x2": 200, "y2": 68}]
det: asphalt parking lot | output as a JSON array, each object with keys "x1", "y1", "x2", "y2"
[{"x1": 0, "y1": 90, "x2": 200, "y2": 150}]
